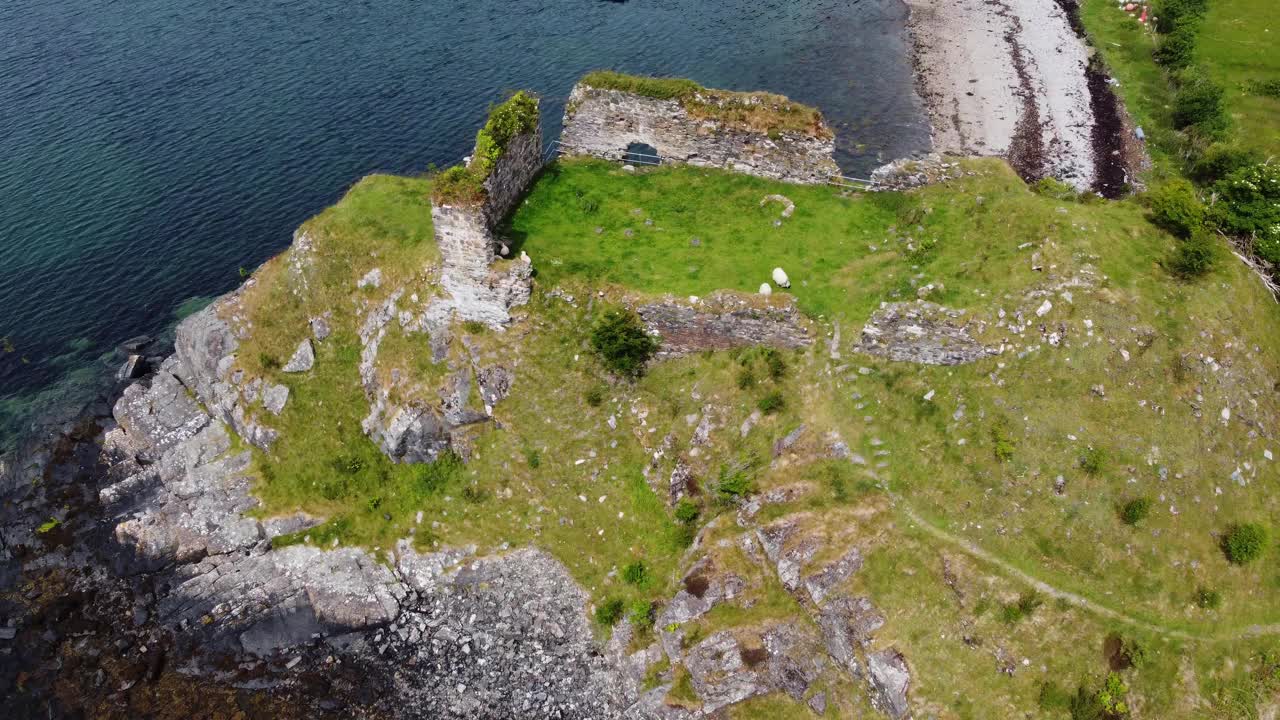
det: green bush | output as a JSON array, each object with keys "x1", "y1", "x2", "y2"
[
  {"x1": 1169, "y1": 231, "x2": 1218, "y2": 278},
  {"x1": 757, "y1": 390, "x2": 785, "y2": 415},
  {"x1": 431, "y1": 165, "x2": 487, "y2": 206},
  {"x1": 736, "y1": 368, "x2": 757, "y2": 390},
  {"x1": 1000, "y1": 591, "x2": 1043, "y2": 624},
  {"x1": 595, "y1": 597, "x2": 625, "y2": 626},
  {"x1": 622, "y1": 560, "x2": 649, "y2": 586},
  {"x1": 1195, "y1": 587, "x2": 1223, "y2": 609},
  {"x1": 715, "y1": 465, "x2": 755, "y2": 503},
  {"x1": 1146, "y1": 179, "x2": 1205, "y2": 238},
  {"x1": 1154, "y1": 0, "x2": 1208, "y2": 33},
  {"x1": 1210, "y1": 163, "x2": 1280, "y2": 260},
  {"x1": 991, "y1": 421, "x2": 1015, "y2": 462},
  {"x1": 585, "y1": 386, "x2": 605, "y2": 407},
  {"x1": 1189, "y1": 145, "x2": 1261, "y2": 185},
  {"x1": 1095, "y1": 672, "x2": 1130, "y2": 717},
  {"x1": 627, "y1": 599, "x2": 654, "y2": 631},
  {"x1": 471, "y1": 91, "x2": 539, "y2": 174},
  {"x1": 1121, "y1": 497, "x2": 1152, "y2": 526},
  {"x1": 1222, "y1": 523, "x2": 1268, "y2": 564},
  {"x1": 1079, "y1": 446, "x2": 1106, "y2": 476},
  {"x1": 590, "y1": 310, "x2": 658, "y2": 377},
  {"x1": 1172, "y1": 73, "x2": 1227, "y2": 131},
  {"x1": 1154, "y1": 25, "x2": 1197, "y2": 69},
  {"x1": 674, "y1": 498, "x2": 700, "y2": 525}
]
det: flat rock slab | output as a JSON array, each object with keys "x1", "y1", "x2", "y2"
[
  {"x1": 639, "y1": 292, "x2": 811, "y2": 358},
  {"x1": 854, "y1": 300, "x2": 997, "y2": 365}
]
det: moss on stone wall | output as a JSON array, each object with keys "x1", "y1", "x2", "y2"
[
  {"x1": 578, "y1": 70, "x2": 830, "y2": 139},
  {"x1": 432, "y1": 91, "x2": 540, "y2": 207}
]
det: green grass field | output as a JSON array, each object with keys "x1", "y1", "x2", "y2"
[{"x1": 227, "y1": 157, "x2": 1280, "y2": 717}]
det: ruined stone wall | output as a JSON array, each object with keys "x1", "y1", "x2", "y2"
[
  {"x1": 559, "y1": 84, "x2": 839, "y2": 184},
  {"x1": 431, "y1": 121, "x2": 542, "y2": 325},
  {"x1": 480, "y1": 130, "x2": 543, "y2": 229}
]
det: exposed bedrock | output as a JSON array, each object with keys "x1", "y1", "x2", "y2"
[
  {"x1": 853, "y1": 300, "x2": 999, "y2": 366},
  {"x1": 560, "y1": 84, "x2": 840, "y2": 185},
  {"x1": 637, "y1": 291, "x2": 813, "y2": 358}
]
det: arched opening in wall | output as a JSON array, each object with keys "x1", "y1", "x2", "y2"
[{"x1": 623, "y1": 142, "x2": 661, "y2": 166}]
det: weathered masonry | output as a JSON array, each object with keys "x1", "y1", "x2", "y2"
[
  {"x1": 430, "y1": 92, "x2": 542, "y2": 326},
  {"x1": 559, "y1": 71, "x2": 840, "y2": 185}
]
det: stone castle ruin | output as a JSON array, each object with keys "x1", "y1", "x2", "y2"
[
  {"x1": 559, "y1": 71, "x2": 840, "y2": 184},
  {"x1": 429, "y1": 92, "x2": 542, "y2": 326}
]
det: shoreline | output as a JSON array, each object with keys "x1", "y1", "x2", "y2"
[{"x1": 901, "y1": 0, "x2": 1136, "y2": 194}]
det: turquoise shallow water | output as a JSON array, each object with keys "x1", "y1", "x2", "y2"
[{"x1": 0, "y1": 0, "x2": 928, "y2": 449}]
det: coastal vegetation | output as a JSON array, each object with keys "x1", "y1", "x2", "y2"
[
  {"x1": 430, "y1": 91, "x2": 540, "y2": 206},
  {"x1": 1082, "y1": 0, "x2": 1280, "y2": 283},
  {"x1": 578, "y1": 70, "x2": 831, "y2": 138},
  {"x1": 230, "y1": 150, "x2": 1280, "y2": 716}
]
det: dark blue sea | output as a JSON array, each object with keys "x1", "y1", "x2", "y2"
[{"x1": 0, "y1": 0, "x2": 929, "y2": 450}]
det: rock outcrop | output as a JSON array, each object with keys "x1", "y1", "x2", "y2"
[
  {"x1": 560, "y1": 77, "x2": 840, "y2": 185},
  {"x1": 854, "y1": 300, "x2": 998, "y2": 365}
]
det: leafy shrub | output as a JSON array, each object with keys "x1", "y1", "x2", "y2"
[
  {"x1": 590, "y1": 310, "x2": 658, "y2": 377},
  {"x1": 1121, "y1": 497, "x2": 1153, "y2": 526},
  {"x1": 1195, "y1": 587, "x2": 1223, "y2": 609},
  {"x1": 471, "y1": 91, "x2": 539, "y2": 174},
  {"x1": 1095, "y1": 672, "x2": 1131, "y2": 717},
  {"x1": 1000, "y1": 592, "x2": 1043, "y2": 624},
  {"x1": 736, "y1": 368, "x2": 757, "y2": 390},
  {"x1": 524, "y1": 447, "x2": 541, "y2": 469},
  {"x1": 1154, "y1": 0, "x2": 1208, "y2": 33},
  {"x1": 595, "y1": 597, "x2": 625, "y2": 626},
  {"x1": 627, "y1": 599, "x2": 654, "y2": 631},
  {"x1": 431, "y1": 91, "x2": 538, "y2": 206},
  {"x1": 258, "y1": 352, "x2": 281, "y2": 371},
  {"x1": 1210, "y1": 163, "x2": 1280, "y2": 260},
  {"x1": 1146, "y1": 179, "x2": 1205, "y2": 238},
  {"x1": 757, "y1": 390, "x2": 785, "y2": 415},
  {"x1": 991, "y1": 421, "x2": 1015, "y2": 462},
  {"x1": 1117, "y1": 637, "x2": 1149, "y2": 669},
  {"x1": 1172, "y1": 73, "x2": 1227, "y2": 131},
  {"x1": 462, "y1": 320, "x2": 487, "y2": 334},
  {"x1": 1169, "y1": 231, "x2": 1218, "y2": 278},
  {"x1": 674, "y1": 498, "x2": 700, "y2": 525},
  {"x1": 1189, "y1": 145, "x2": 1260, "y2": 185},
  {"x1": 1222, "y1": 523, "x2": 1268, "y2": 564},
  {"x1": 461, "y1": 484, "x2": 488, "y2": 503},
  {"x1": 715, "y1": 464, "x2": 755, "y2": 503},
  {"x1": 585, "y1": 386, "x2": 605, "y2": 407},
  {"x1": 622, "y1": 560, "x2": 649, "y2": 586},
  {"x1": 1079, "y1": 446, "x2": 1106, "y2": 475},
  {"x1": 1154, "y1": 25, "x2": 1197, "y2": 69}
]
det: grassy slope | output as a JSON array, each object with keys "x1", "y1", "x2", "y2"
[
  {"x1": 231, "y1": 159, "x2": 1280, "y2": 717},
  {"x1": 1197, "y1": 0, "x2": 1280, "y2": 156}
]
